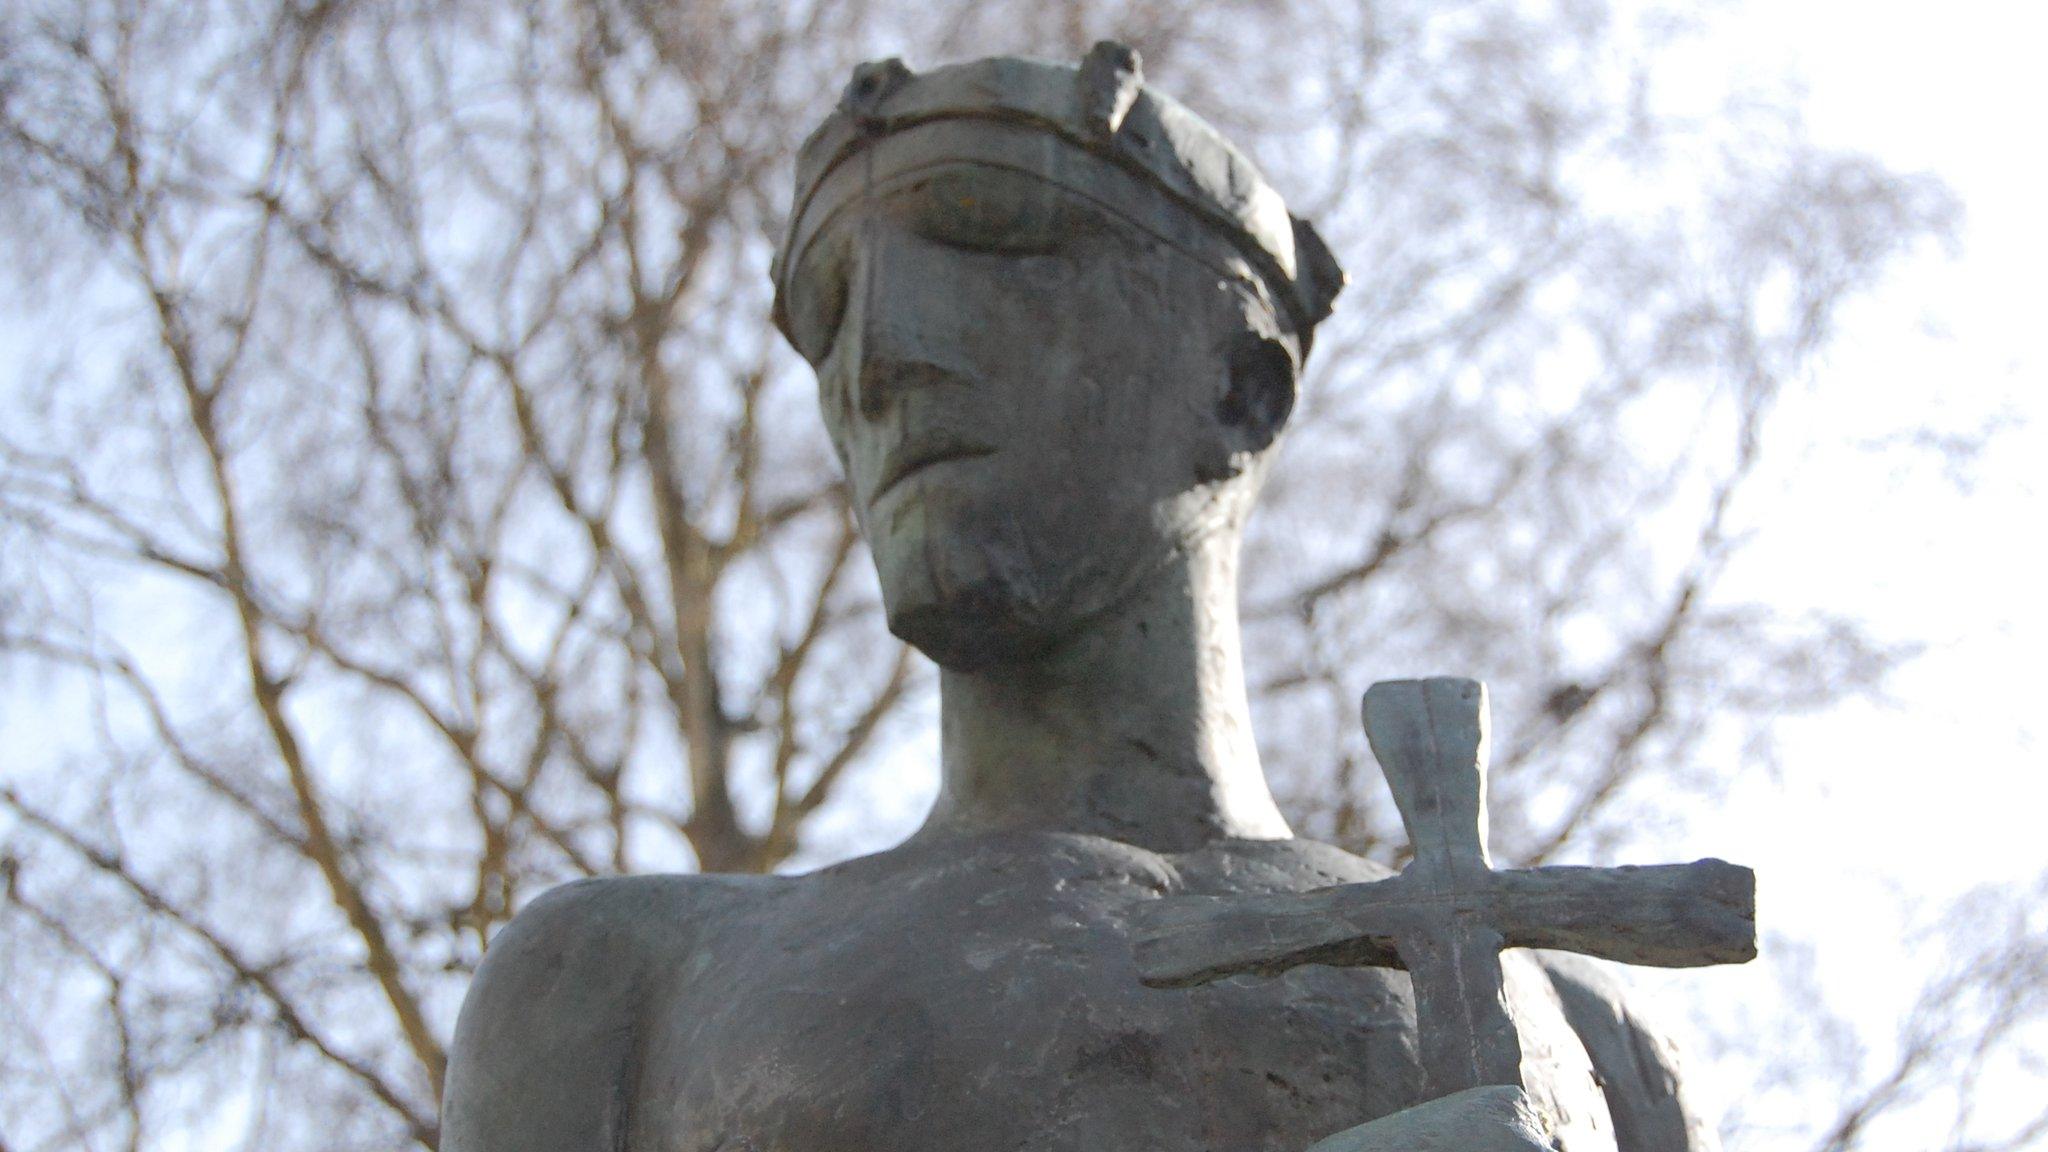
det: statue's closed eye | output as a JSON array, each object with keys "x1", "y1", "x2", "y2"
[
  {"x1": 789, "y1": 236, "x2": 854, "y2": 363},
  {"x1": 904, "y1": 169, "x2": 1075, "y2": 256},
  {"x1": 787, "y1": 168, "x2": 1113, "y2": 362}
]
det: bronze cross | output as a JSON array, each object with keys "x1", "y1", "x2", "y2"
[{"x1": 1131, "y1": 677, "x2": 1756, "y2": 1100}]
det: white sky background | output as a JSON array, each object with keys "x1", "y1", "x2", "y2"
[
  {"x1": 1622, "y1": 0, "x2": 2048, "y2": 1140},
  {"x1": 1712, "y1": 2, "x2": 2046, "y2": 873},
  {"x1": 1715, "y1": 2, "x2": 2044, "y2": 954}
]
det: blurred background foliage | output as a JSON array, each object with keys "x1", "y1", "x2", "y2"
[{"x1": 1, "y1": 1, "x2": 2030, "y2": 1149}]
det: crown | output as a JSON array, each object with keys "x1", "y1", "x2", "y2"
[{"x1": 771, "y1": 42, "x2": 1346, "y2": 350}]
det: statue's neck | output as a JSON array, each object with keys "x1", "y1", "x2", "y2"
[{"x1": 918, "y1": 533, "x2": 1292, "y2": 853}]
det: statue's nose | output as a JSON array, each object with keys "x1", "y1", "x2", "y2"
[
  {"x1": 844, "y1": 284, "x2": 971, "y2": 419},
  {"x1": 827, "y1": 230, "x2": 979, "y2": 421},
  {"x1": 853, "y1": 356, "x2": 959, "y2": 420}
]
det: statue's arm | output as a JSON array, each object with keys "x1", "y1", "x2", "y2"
[
  {"x1": 1302, "y1": 1086, "x2": 1553, "y2": 1152},
  {"x1": 1303, "y1": 957, "x2": 1722, "y2": 1152},
  {"x1": 1538, "y1": 953, "x2": 1724, "y2": 1152},
  {"x1": 441, "y1": 875, "x2": 718, "y2": 1152}
]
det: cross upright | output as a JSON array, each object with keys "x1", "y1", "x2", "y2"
[{"x1": 1131, "y1": 678, "x2": 1756, "y2": 1100}]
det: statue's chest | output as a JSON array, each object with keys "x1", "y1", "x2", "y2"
[{"x1": 638, "y1": 846, "x2": 1428, "y2": 1152}]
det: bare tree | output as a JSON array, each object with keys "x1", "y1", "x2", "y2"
[
  {"x1": 1708, "y1": 875, "x2": 2048, "y2": 1152},
  {"x1": 2, "y1": 1, "x2": 905, "y2": 1145},
  {"x1": 0, "y1": 1, "x2": 1981, "y2": 1151}
]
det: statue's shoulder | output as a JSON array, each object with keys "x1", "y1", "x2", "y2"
[
  {"x1": 442, "y1": 872, "x2": 785, "y2": 1152},
  {"x1": 470, "y1": 871, "x2": 782, "y2": 993},
  {"x1": 1168, "y1": 834, "x2": 1396, "y2": 894},
  {"x1": 809, "y1": 828, "x2": 1186, "y2": 897},
  {"x1": 508, "y1": 870, "x2": 777, "y2": 943}
]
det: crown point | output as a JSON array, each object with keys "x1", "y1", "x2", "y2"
[
  {"x1": 1079, "y1": 40, "x2": 1144, "y2": 140},
  {"x1": 841, "y1": 58, "x2": 912, "y2": 130}
]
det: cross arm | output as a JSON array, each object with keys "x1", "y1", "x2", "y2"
[
  {"x1": 1129, "y1": 858, "x2": 1754, "y2": 989},
  {"x1": 1131, "y1": 876, "x2": 1407, "y2": 988},
  {"x1": 1491, "y1": 859, "x2": 1755, "y2": 967}
]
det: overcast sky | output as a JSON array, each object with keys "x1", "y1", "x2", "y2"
[
  {"x1": 1698, "y1": 0, "x2": 2042, "y2": 929},
  {"x1": 1631, "y1": 0, "x2": 2046, "y2": 1139}
]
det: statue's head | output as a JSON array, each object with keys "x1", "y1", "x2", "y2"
[{"x1": 773, "y1": 44, "x2": 1344, "y2": 670}]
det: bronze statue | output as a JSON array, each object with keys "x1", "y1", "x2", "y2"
[{"x1": 441, "y1": 46, "x2": 1736, "y2": 1152}]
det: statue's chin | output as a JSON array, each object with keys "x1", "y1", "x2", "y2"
[
  {"x1": 869, "y1": 511, "x2": 1072, "y2": 671},
  {"x1": 886, "y1": 593, "x2": 1056, "y2": 672},
  {"x1": 867, "y1": 500, "x2": 1163, "y2": 671}
]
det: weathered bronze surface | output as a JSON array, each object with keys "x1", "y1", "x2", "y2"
[{"x1": 442, "y1": 47, "x2": 1734, "y2": 1152}]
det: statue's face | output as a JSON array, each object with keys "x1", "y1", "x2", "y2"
[{"x1": 784, "y1": 161, "x2": 1290, "y2": 669}]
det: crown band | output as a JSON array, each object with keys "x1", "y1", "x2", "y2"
[{"x1": 771, "y1": 44, "x2": 1345, "y2": 350}]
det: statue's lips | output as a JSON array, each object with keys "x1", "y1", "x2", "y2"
[{"x1": 872, "y1": 438, "x2": 998, "y2": 500}]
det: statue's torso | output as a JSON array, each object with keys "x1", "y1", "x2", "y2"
[{"x1": 629, "y1": 832, "x2": 1617, "y2": 1152}]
